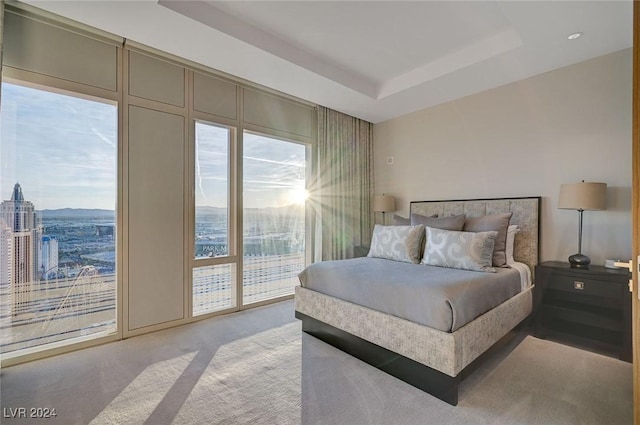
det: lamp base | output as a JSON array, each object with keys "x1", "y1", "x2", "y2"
[{"x1": 568, "y1": 253, "x2": 591, "y2": 269}]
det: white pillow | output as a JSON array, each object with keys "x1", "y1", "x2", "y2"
[
  {"x1": 367, "y1": 224, "x2": 425, "y2": 263},
  {"x1": 422, "y1": 227, "x2": 497, "y2": 272},
  {"x1": 506, "y1": 225, "x2": 519, "y2": 265}
]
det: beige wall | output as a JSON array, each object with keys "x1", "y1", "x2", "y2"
[{"x1": 373, "y1": 49, "x2": 633, "y2": 265}]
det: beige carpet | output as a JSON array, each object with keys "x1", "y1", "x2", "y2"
[{"x1": 0, "y1": 300, "x2": 633, "y2": 425}]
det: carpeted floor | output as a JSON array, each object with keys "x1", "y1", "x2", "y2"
[{"x1": 0, "y1": 300, "x2": 633, "y2": 425}]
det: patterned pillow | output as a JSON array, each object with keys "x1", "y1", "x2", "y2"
[
  {"x1": 367, "y1": 224, "x2": 425, "y2": 263},
  {"x1": 422, "y1": 227, "x2": 497, "y2": 272}
]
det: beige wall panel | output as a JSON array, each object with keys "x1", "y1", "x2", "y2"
[
  {"x1": 373, "y1": 49, "x2": 633, "y2": 267},
  {"x1": 128, "y1": 106, "x2": 184, "y2": 330},
  {"x1": 243, "y1": 89, "x2": 314, "y2": 139},
  {"x1": 193, "y1": 72, "x2": 237, "y2": 120},
  {"x1": 4, "y1": 10, "x2": 117, "y2": 91},
  {"x1": 129, "y1": 51, "x2": 185, "y2": 107}
]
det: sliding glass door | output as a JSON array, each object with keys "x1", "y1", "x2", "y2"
[{"x1": 242, "y1": 132, "x2": 307, "y2": 305}]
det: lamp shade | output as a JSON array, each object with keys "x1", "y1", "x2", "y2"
[
  {"x1": 373, "y1": 194, "x2": 395, "y2": 212},
  {"x1": 558, "y1": 182, "x2": 607, "y2": 211}
]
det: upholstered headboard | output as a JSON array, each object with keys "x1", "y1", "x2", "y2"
[{"x1": 410, "y1": 197, "x2": 541, "y2": 273}]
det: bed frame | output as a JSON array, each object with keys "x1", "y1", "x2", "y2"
[{"x1": 295, "y1": 196, "x2": 541, "y2": 405}]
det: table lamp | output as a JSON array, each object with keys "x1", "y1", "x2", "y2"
[
  {"x1": 558, "y1": 181, "x2": 607, "y2": 269},
  {"x1": 373, "y1": 194, "x2": 395, "y2": 225}
]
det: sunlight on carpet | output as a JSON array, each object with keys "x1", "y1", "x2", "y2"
[
  {"x1": 172, "y1": 322, "x2": 301, "y2": 425},
  {"x1": 89, "y1": 352, "x2": 198, "y2": 425}
]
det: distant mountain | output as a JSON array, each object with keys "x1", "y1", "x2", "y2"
[
  {"x1": 39, "y1": 208, "x2": 115, "y2": 218},
  {"x1": 197, "y1": 204, "x2": 304, "y2": 215},
  {"x1": 39, "y1": 204, "x2": 303, "y2": 218},
  {"x1": 196, "y1": 206, "x2": 227, "y2": 215}
]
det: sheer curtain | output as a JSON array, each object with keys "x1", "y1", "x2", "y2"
[
  {"x1": 0, "y1": 0, "x2": 4, "y2": 88},
  {"x1": 313, "y1": 106, "x2": 374, "y2": 261}
]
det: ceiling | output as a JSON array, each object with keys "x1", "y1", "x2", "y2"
[{"x1": 26, "y1": 1, "x2": 633, "y2": 123}]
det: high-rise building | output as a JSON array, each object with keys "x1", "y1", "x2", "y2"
[
  {"x1": 0, "y1": 183, "x2": 43, "y2": 316},
  {"x1": 1, "y1": 183, "x2": 37, "y2": 232},
  {"x1": 0, "y1": 221, "x2": 12, "y2": 321},
  {"x1": 41, "y1": 235, "x2": 59, "y2": 280}
]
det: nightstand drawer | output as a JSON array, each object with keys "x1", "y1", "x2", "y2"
[{"x1": 548, "y1": 274, "x2": 623, "y2": 299}]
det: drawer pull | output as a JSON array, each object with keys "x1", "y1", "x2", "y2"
[{"x1": 574, "y1": 281, "x2": 584, "y2": 290}]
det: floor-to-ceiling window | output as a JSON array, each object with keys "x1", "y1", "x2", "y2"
[
  {"x1": 3, "y1": 4, "x2": 315, "y2": 364},
  {"x1": 242, "y1": 132, "x2": 307, "y2": 305},
  {"x1": 192, "y1": 121, "x2": 236, "y2": 316},
  {"x1": 191, "y1": 127, "x2": 308, "y2": 314},
  {"x1": 0, "y1": 81, "x2": 118, "y2": 355}
]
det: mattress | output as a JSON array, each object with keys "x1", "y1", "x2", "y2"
[{"x1": 298, "y1": 257, "x2": 527, "y2": 332}]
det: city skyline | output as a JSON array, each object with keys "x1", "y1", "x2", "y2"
[
  {"x1": 0, "y1": 179, "x2": 304, "y2": 355},
  {"x1": 0, "y1": 84, "x2": 306, "y2": 356},
  {"x1": 1, "y1": 82, "x2": 307, "y2": 211}
]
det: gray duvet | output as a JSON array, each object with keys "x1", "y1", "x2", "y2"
[{"x1": 298, "y1": 257, "x2": 522, "y2": 332}]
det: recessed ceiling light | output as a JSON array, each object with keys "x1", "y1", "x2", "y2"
[{"x1": 568, "y1": 32, "x2": 583, "y2": 40}]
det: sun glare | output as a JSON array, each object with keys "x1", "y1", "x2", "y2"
[{"x1": 288, "y1": 187, "x2": 309, "y2": 205}]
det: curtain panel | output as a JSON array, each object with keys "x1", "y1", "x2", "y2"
[
  {"x1": 0, "y1": 0, "x2": 4, "y2": 89},
  {"x1": 314, "y1": 106, "x2": 373, "y2": 261}
]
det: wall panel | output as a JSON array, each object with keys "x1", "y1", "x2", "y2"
[
  {"x1": 129, "y1": 51, "x2": 185, "y2": 107},
  {"x1": 193, "y1": 71, "x2": 237, "y2": 120},
  {"x1": 4, "y1": 9, "x2": 117, "y2": 91},
  {"x1": 243, "y1": 88, "x2": 314, "y2": 140},
  {"x1": 128, "y1": 105, "x2": 185, "y2": 330}
]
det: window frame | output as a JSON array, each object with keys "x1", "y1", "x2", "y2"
[
  {"x1": 0, "y1": 73, "x2": 123, "y2": 365},
  {"x1": 187, "y1": 122, "x2": 314, "y2": 317},
  {"x1": 190, "y1": 119, "x2": 238, "y2": 316},
  {"x1": 240, "y1": 129, "x2": 310, "y2": 306}
]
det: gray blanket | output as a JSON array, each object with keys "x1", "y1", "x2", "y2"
[{"x1": 298, "y1": 257, "x2": 522, "y2": 332}]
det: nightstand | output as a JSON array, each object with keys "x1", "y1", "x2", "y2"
[{"x1": 534, "y1": 261, "x2": 631, "y2": 362}]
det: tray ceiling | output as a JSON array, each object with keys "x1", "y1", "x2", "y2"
[{"x1": 25, "y1": 0, "x2": 633, "y2": 123}]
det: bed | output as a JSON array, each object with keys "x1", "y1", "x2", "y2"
[{"x1": 294, "y1": 197, "x2": 540, "y2": 405}]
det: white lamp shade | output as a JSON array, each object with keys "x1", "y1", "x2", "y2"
[
  {"x1": 373, "y1": 194, "x2": 395, "y2": 212},
  {"x1": 558, "y1": 182, "x2": 607, "y2": 211}
]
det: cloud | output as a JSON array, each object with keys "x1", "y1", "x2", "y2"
[
  {"x1": 1, "y1": 83, "x2": 117, "y2": 210},
  {"x1": 2, "y1": 83, "x2": 308, "y2": 210}
]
